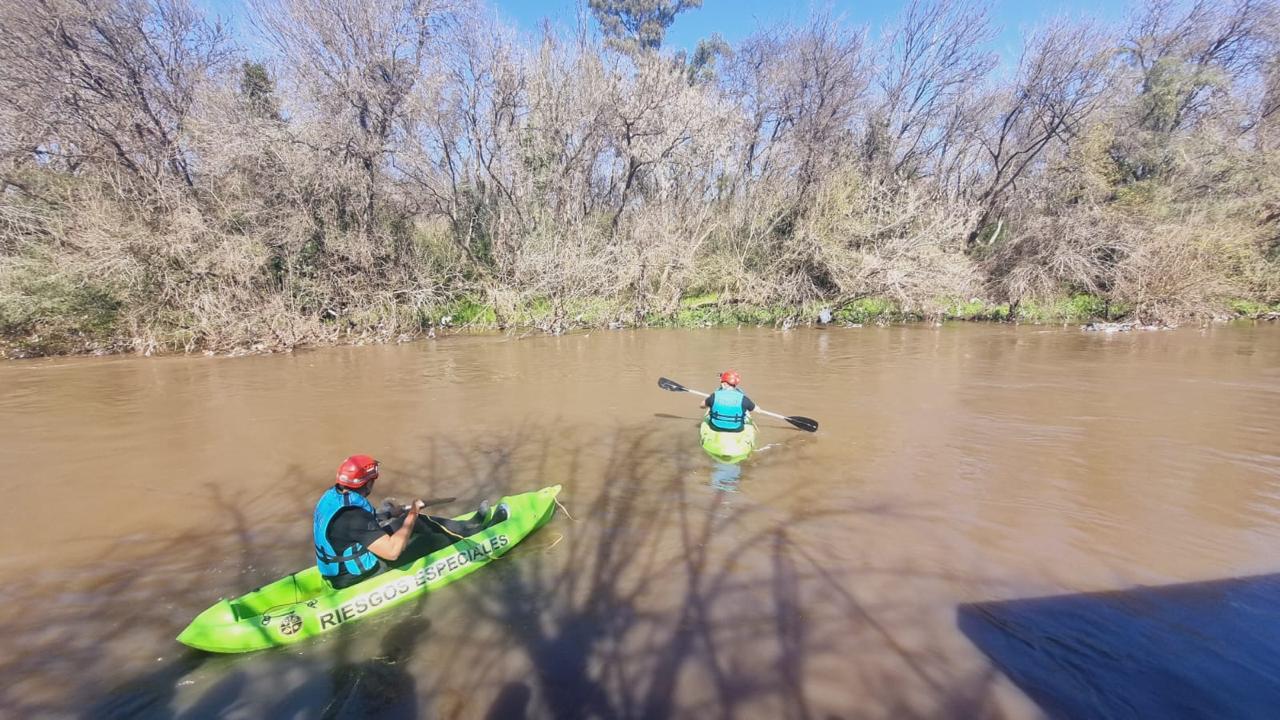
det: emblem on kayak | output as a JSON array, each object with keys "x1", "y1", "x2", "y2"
[{"x1": 280, "y1": 614, "x2": 302, "y2": 635}]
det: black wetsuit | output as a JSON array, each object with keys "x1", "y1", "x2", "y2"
[{"x1": 326, "y1": 508, "x2": 486, "y2": 589}]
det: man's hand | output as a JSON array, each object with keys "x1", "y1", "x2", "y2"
[{"x1": 369, "y1": 499, "x2": 426, "y2": 561}]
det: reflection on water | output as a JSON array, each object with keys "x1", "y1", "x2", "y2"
[
  {"x1": 710, "y1": 461, "x2": 742, "y2": 492},
  {"x1": 0, "y1": 325, "x2": 1277, "y2": 718}
]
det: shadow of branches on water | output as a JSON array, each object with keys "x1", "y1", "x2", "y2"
[
  {"x1": 2, "y1": 419, "x2": 1005, "y2": 719},
  {"x1": 425, "y1": 423, "x2": 1004, "y2": 719}
]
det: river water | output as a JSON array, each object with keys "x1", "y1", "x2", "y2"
[{"x1": 1, "y1": 324, "x2": 1278, "y2": 718}]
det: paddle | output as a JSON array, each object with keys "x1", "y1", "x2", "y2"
[
  {"x1": 379, "y1": 496, "x2": 458, "y2": 520},
  {"x1": 657, "y1": 377, "x2": 819, "y2": 432}
]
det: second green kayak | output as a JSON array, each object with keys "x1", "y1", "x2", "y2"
[
  {"x1": 700, "y1": 415, "x2": 757, "y2": 463},
  {"x1": 177, "y1": 485, "x2": 560, "y2": 653}
]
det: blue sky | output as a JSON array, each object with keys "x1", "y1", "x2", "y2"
[
  {"x1": 200, "y1": 0, "x2": 1128, "y2": 62},
  {"x1": 491, "y1": 0, "x2": 1125, "y2": 57}
]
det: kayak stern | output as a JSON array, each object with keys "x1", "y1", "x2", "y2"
[{"x1": 699, "y1": 416, "x2": 757, "y2": 463}]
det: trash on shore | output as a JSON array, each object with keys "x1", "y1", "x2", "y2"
[{"x1": 1081, "y1": 321, "x2": 1172, "y2": 333}]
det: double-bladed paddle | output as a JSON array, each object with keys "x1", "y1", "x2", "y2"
[
  {"x1": 658, "y1": 377, "x2": 819, "y2": 432},
  {"x1": 378, "y1": 496, "x2": 458, "y2": 520}
]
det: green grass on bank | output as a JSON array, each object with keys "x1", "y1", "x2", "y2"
[
  {"x1": 1228, "y1": 299, "x2": 1280, "y2": 318},
  {"x1": 418, "y1": 293, "x2": 1276, "y2": 332},
  {"x1": 0, "y1": 263, "x2": 122, "y2": 356},
  {"x1": 3, "y1": 288, "x2": 1277, "y2": 358},
  {"x1": 425, "y1": 296, "x2": 497, "y2": 327}
]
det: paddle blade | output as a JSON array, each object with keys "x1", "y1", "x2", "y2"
[
  {"x1": 785, "y1": 416, "x2": 819, "y2": 432},
  {"x1": 658, "y1": 377, "x2": 688, "y2": 393}
]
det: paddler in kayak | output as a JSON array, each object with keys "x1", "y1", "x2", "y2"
[
  {"x1": 701, "y1": 370, "x2": 757, "y2": 432},
  {"x1": 314, "y1": 454, "x2": 507, "y2": 589}
]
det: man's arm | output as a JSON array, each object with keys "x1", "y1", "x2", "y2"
[
  {"x1": 367, "y1": 499, "x2": 425, "y2": 561},
  {"x1": 701, "y1": 392, "x2": 713, "y2": 409},
  {"x1": 742, "y1": 395, "x2": 756, "y2": 412}
]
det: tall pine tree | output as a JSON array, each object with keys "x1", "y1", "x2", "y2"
[{"x1": 588, "y1": 0, "x2": 701, "y2": 53}]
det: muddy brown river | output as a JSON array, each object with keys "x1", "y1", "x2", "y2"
[{"x1": 1, "y1": 325, "x2": 1278, "y2": 719}]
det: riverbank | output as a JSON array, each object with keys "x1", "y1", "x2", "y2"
[
  {"x1": 4, "y1": 0, "x2": 1279, "y2": 360},
  {"x1": 3, "y1": 292, "x2": 1276, "y2": 359}
]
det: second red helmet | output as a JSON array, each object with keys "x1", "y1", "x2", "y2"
[
  {"x1": 336, "y1": 454, "x2": 380, "y2": 488},
  {"x1": 719, "y1": 370, "x2": 741, "y2": 386}
]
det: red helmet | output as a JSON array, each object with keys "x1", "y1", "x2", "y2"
[
  {"x1": 719, "y1": 370, "x2": 741, "y2": 386},
  {"x1": 336, "y1": 454, "x2": 380, "y2": 488}
]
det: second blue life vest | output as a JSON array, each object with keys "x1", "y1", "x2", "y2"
[
  {"x1": 708, "y1": 388, "x2": 747, "y2": 431},
  {"x1": 313, "y1": 487, "x2": 381, "y2": 580}
]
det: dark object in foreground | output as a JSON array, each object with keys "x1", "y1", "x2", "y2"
[{"x1": 958, "y1": 573, "x2": 1280, "y2": 719}]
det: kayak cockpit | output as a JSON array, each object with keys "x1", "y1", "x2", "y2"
[{"x1": 227, "y1": 570, "x2": 330, "y2": 621}]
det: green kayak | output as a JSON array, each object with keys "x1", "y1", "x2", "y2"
[
  {"x1": 177, "y1": 485, "x2": 561, "y2": 653},
  {"x1": 699, "y1": 414, "x2": 757, "y2": 464}
]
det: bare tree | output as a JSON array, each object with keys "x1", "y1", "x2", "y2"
[
  {"x1": 1258, "y1": 53, "x2": 1280, "y2": 149},
  {"x1": 393, "y1": 12, "x2": 529, "y2": 276},
  {"x1": 0, "y1": 0, "x2": 230, "y2": 193},
  {"x1": 251, "y1": 0, "x2": 456, "y2": 237},
  {"x1": 1123, "y1": 0, "x2": 1270, "y2": 135},
  {"x1": 726, "y1": 15, "x2": 870, "y2": 203},
  {"x1": 865, "y1": 0, "x2": 997, "y2": 184},
  {"x1": 968, "y1": 20, "x2": 1115, "y2": 247}
]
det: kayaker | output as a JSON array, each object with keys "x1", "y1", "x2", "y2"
[
  {"x1": 313, "y1": 454, "x2": 506, "y2": 589},
  {"x1": 702, "y1": 370, "x2": 757, "y2": 432}
]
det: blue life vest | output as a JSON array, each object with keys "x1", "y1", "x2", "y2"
[
  {"x1": 708, "y1": 388, "x2": 746, "y2": 431},
  {"x1": 313, "y1": 487, "x2": 381, "y2": 580}
]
